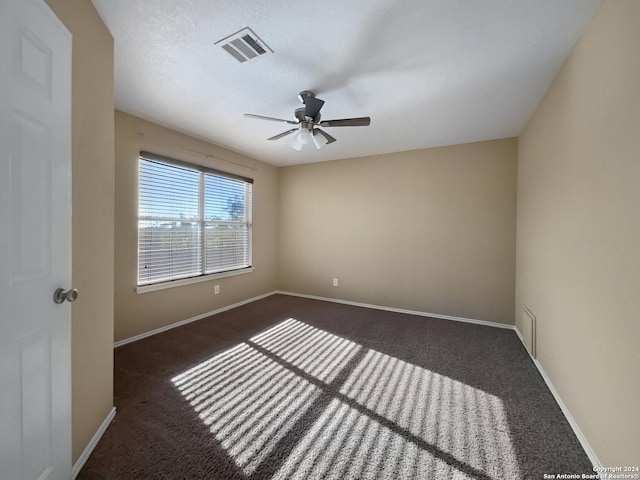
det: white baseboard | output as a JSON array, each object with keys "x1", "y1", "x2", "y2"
[
  {"x1": 513, "y1": 326, "x2": 602, "y2": 469},
  {"x1": 513, "y1": 324, "x2": 526, "y2": 345},
  {"x1": 275, "y1": 290, "x2": 514, "y2": 330},
  {"x1": 114, "y1": 291, "x2": 278, "y2": 348},
  {"x1": 72, "y1": 406, "x2": 116, "y2": 479}
]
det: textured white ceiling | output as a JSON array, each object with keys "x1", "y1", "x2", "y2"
[{"x1": 91, "y1": 0, "x2": 601, "y2": 167}]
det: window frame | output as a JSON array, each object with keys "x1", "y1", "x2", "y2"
[{"x1": 136, "y1": 151, "x2": 253, "y2": 293}]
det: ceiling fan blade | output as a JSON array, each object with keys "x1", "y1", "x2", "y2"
[
  {"x1": 304, "y1": 96, "x2": 325, "y2": 120},
  {"x1": 318, "y1": 117, "x2": 371, "y2": 127},
  {"x1": 267, "y1": 128, "x2": 298, "y2": 141},
  {"x1": 244, "y1": 113, "x2": 298, "y2": 125},
  {"x1": 314, "y1": 128, "x2": 337, "y2": 144}
]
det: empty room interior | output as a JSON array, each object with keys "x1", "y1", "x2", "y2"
[{"x1": 10, "y1": 0, "x2": 639, "y2": 478}]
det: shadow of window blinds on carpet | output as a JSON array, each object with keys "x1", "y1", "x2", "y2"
[{"x1": 171, "y1": 318, "x2": 521, "y2": 480}]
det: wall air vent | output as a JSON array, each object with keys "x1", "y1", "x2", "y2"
[
  {"x1": 215, "y1": 27, "x2": 273, "y2": 63},
  {"x1": 522, "y1": 307, "x2": 537, "y2": 358}
]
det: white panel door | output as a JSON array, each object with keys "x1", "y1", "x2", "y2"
[{"x1": 0, "y1": 0, "x2": 72, "y2": 479}]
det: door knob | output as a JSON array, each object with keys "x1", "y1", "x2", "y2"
[{"x1": 53, "y1": 288, "x2": 78, "y2": 304}]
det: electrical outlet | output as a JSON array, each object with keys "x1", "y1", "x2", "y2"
[
  {"x1": 333, "y1": 278, "x2": 339, "y2": 287},
  {"x1": 214, "y1": 285, "x2": 220, "y2": 295}
]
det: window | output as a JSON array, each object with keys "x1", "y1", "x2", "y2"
[{"x1": 138, "y1": 152, "x2": 252, "y2": 287}]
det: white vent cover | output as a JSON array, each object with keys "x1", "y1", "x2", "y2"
[
  {"x1": 522, "y1": 307, "x2": 537, "y2": 358},
  {"x1": 215, "y1": 27, "x2": 272, "y2": 63}
]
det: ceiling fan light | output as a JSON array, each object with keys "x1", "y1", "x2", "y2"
[
  {"x1": 290, "y1": 131, "x2": 304, "y2": 150},
  {"x1": 298, "y1": 128, "x2": 311, "y2": 145},
  {"x1": 312, "y1": 130, "x2": 328, "y2": 149}
]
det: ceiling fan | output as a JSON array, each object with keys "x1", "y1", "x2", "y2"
[{"x1": 243, "y1": 91, "x2": 371, "y2": 150}]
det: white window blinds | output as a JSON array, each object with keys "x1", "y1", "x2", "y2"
[{"x1": 138, "y1": 152, "x2": 252, "y2": 286}]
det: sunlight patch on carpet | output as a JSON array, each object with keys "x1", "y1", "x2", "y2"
[{"x1": 171, "y1": 318, "x2": 521, "y2": 479}]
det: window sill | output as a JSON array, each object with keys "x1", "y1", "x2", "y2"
[{"x1": 136, "y1": 267, "x2": 254, "y2": 294}]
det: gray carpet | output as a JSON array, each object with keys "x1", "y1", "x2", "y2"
[{"x1": 78, "y1": 294, "x2": 593, "y2": 479}]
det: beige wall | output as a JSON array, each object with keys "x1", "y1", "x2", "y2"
[
  {"x1": 114, "y1": 111, "x2": 279, "y2": 341},
  {"x1": 46, "y1": 0, "x2": 115, "y2": 463},
  {"x1": 279, "y1": 139, "x2": 517, "y2": 324},
  {"x1": 516, "y1": 0, "x2": 639, "y2": 465}
]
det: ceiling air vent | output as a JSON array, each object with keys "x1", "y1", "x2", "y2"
[{"x1": 215, "y1": 27, "x2": 273, "y2": 63}]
